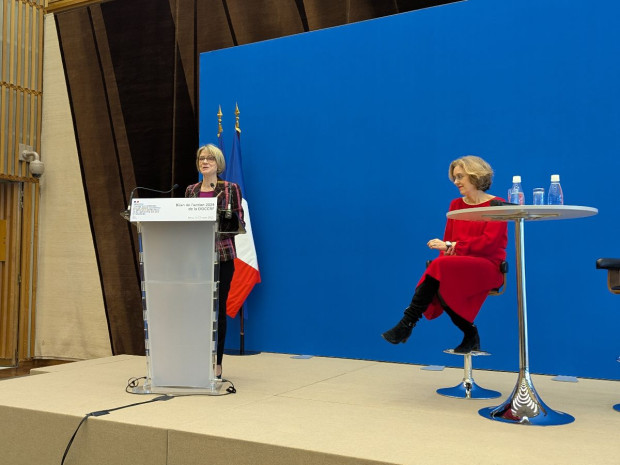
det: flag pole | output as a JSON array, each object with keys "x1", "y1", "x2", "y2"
[
  {"x1": 217, "y1": 105, "x2": 225, "y2": 153},
  {"x1": 217, "y1": 105, "x2": 223, "y2": 136},
  {"x1": 235, "y1": 103, "x2": 246, "y2": 355},
  {"x1": 222, "y1": 103, "x2": 260, "y2": 357}
]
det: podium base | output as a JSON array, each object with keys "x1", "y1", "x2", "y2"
[{"x1": 132, "y1": 381, "x2": 224, "y2": 396}]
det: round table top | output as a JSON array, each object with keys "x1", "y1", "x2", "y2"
[{"x1": 446, "y1": 204, "x2": 598, "y2": 222}]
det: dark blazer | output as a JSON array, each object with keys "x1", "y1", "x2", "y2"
[{"x1": 185, "y1": 180, "x2": 245, "y2": 261}]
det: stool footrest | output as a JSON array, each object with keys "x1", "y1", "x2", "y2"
[{"x1": 443, "y1": 349, "x2": 491, "y2": 356}]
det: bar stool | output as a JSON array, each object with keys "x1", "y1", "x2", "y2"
[
  {"x1": 437, "y1": 349, "x2": 501, "y2": 399},
  {"x1": 435, "y1": 260, "x2": 508, "y2": 400},
  {"x1": 595, "y1": 258, "x2": 620, "y2": 412}
]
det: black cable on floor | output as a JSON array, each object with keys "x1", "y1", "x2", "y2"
[
  {"x1": 62, "y1": 376, "x2": 236, "y2": 463},
  {"x1": 60, "y1": 394, "x2": 173, "y2": 465}
]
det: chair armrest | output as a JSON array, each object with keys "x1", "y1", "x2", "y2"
[
  {"x1": 596, "y1": 258, "x2": 620, "y2": 270},
  {"x1": 597, "y1": 258, "x2": 620, "y2": 294}
]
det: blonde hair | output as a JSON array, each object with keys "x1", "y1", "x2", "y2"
[
  {"x1": 448, "y1": 155, "x2": 494, "y2": 191},
  {"x1": 196, "y1": 144, "x2": 226, "y2": 175}
]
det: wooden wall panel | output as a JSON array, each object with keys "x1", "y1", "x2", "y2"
[
  {"x1": 18, "y1": 182, "x2": 38, "y2": 359},
  {"x1": 0, "y1": 183, "x2": 20, "y2": 363},
  {"x1": 0, "y1": 219, "x2": 7, "y2": 261},
  {"x1": 0, "y1": 0, "x2": 44, "y2": 364},
  {"x1": 1, "y1": 0, "x2": 44, "y2": 179}
]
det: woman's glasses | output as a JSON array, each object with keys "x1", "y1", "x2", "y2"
[{"x1": 198, "y1": 155, "x2": 217, "y2": 163}]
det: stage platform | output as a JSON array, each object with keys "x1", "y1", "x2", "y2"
[{"x1": 0, "y1": 353, "x2": 618, "y2": 464}]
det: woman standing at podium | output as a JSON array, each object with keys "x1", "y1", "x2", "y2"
[
  {"x1": 382, "y1": 155, "x2": 507, "y2": 353},
  {"x1": 185, "y1": 144, "x2": 245, "y2": 379}
]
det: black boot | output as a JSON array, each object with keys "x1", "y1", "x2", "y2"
[
  {"x1": 443, "y1": 305, "x2": 481, "y2": 353},
  {"x1": 382, "y1": 276, "x2": 439, "y2": 345},
  {"x1": 453, "y1": 325, "x2": 480, "y2": 353},
  {"x1": 382, "y1": 316, "x2": 417, "y2": 344}
]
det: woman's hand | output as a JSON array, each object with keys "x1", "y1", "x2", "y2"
[{"x1": 427, "y1": 238, "x2": 456, "y2": 255}]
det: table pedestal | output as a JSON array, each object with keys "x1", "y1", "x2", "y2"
[
  {"x1": 478, "y1": 218, "x2": 574, "y2": 425},
  {"x1": 478, "y1": 374, "x2": 574, "y2": 425}
]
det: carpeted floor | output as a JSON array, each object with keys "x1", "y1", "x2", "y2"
[{"x1": 0, "y1": 353, "x2": 617, "y2": 465}]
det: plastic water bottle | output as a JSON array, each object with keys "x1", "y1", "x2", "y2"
[
  {"x1": 509, "y1": 176, "x2": 525, "y2": 205},
  {"x1": 547, "y1": 174, "x2": 564, "y2": 205}
]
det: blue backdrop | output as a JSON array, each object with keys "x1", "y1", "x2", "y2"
[{"x1": 199, "y1": 0, "x2": 620, "y2": 380}]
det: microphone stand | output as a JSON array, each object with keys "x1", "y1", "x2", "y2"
[{"x1": 120, "y1": 184, "x2": 179, "y2": 220}]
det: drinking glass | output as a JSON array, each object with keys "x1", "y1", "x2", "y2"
[{"x1": 532, "y1": 188, "x2": 545, "y2": 205}]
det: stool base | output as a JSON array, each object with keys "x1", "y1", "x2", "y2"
[
  {"x1": 436, "y1": 349, "x2": 501, "y2": 400},
  {"x1": 437, "y1": 381, "x2": 501, "y2": 400}
]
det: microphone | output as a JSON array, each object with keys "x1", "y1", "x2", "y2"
[
  {"x1": 120, "y1": 183, "x2": 179, "y2": 220},
  {"x1": 226, "y1": 183, "x2": 232, "y2": 219},
  {"x1": 490, "y1": 199, "x2": 517, "y2": 207},
  {"x1": 210, "y1": 182, "x2": 232, "y2": 219}
]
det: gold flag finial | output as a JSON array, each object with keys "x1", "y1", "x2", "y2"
[
  {"x1": 235, "y1": 103, "x2": 241, "y2": 134},
  {"x1": 217, "y1": 105, "x2": 223, "y2": 136}
]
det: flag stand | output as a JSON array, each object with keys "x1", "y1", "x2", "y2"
[
  {"x1": 224, "y1": 305, "x2": 261, "y2": 356},
  {"x1": 240, "y1": 305, "x2": 246, "y2": 354}
]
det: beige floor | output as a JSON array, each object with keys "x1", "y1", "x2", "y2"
[{"x1": 0, "y1": 353, "x2": 618, "y2": 465}]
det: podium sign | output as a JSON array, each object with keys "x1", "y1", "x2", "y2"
[
  {"x1": 130, "y1": 198, "x2": 217, "y2": 222},
  {"x1": 130, "y1": 198, "x2": 221, "y2": 394}
]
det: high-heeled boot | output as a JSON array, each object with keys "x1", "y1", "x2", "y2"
[
  {"x1": 443, "y1": 306, "x2": 481, "y2": 353},
  {"x1": 382, "y1": 276, "x2": 439, "y2": 344},
  {"x1": 381, "y1": 313, "x2": 419, "y2": 344},
  {"x1": 453, "y1": 325, "x2": 480, "y2": 353}
]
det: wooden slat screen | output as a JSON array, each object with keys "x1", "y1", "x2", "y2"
[
  {"x1": 0, "y1": 183, "x2": 20, "y2": 363},
  {"x1": 0, "y1": 0, "x2": 45, "y2": 363}
]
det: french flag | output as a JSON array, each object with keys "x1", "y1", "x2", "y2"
[{"x1": 222, "y1": 125, "x2": 261, "y2": 318}]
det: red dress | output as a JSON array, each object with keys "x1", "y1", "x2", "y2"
[{"x1": 421, "y1": 197, "x2": 508, "y2": 323}]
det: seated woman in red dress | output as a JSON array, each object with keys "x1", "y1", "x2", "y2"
[{"x1": 382, "y1": 155, "x2": 508, "y2": 353}]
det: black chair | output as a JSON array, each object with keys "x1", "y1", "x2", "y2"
[
  {"x1": 596, "y1": 258, "x2": 620, "y2": 412},
  {"x1": 596, "y1": 258, "x2": 620, "y2": 295},
  {"x1": 429, "y1": 260, "x2": 508, "y2": 399},
  {"x1": 490, "y1": 260, "x2": 509, "y2": 295}
]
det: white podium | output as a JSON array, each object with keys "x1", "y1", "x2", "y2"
[{"x1": 129, "y1": 197, "x2": 222, "y2": 394}]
